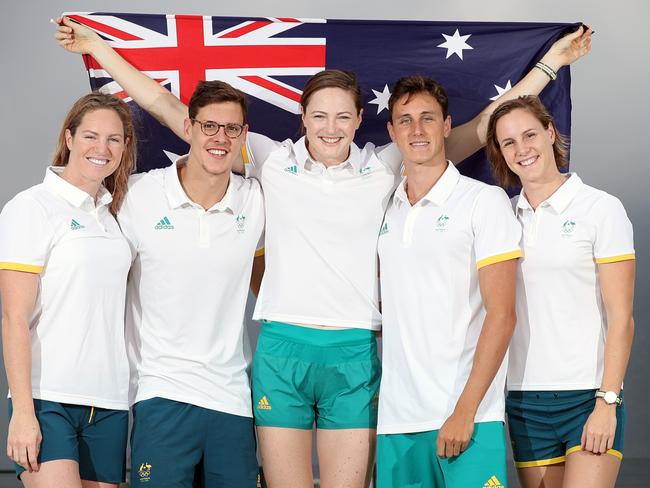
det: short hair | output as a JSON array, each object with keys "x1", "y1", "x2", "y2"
[
  {"x1": 486, "y1": 95, "x2": 569, "y2": 188},
  {"x1": 388, "y1": 76, "x2": 449, "y2": 119},
  {"x1": 51, "y1": 92, "x2": 136, "y2": 215},
  {"x1": 188, "y1": 80, "x2": 248, "y2": 122}
]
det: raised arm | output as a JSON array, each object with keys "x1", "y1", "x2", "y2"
[
  {"x1": 581, "y1": 260, "x2": 635, "y2": 454},
  {"x1": 0, "y1": 270, "x2": 41, "y2": 473},
  {"x1": 446, "y1": 25, "x2": 593, "y2": 164},
  {"x1": 54, "y1": 16, "x2": 189, "y2": 141},
  {"x1": 436, "y1": 259, "x2": 517, "y2": 459}
]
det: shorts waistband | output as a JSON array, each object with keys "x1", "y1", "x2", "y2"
[
  {"x1": 260, "y1": 320, "x2": 374, "y2": 346},
  {"x1": 507, "y1": 389, "x2": 600, "y2": 400}
]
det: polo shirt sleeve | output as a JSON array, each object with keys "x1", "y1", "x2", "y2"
[
  {"x1": 593, "y1": 194, "x2": 635, "y2": 264},
  {"x1": 0, "y1": 193, "x2": 53, "y2": 273},
  {"x1": 116, "y1": 190, "x2": 139, "y2": 262},
  {"x1": 255, "y1": 231, "x2": 265, "y2": 257},
  {"x1": 375, "y1": 142, "x2": 404, "y2": 175},
  {"x1": 472, "y1": 186, "x2": 523, "y2": 269},
  {"x1": 244, "y1": 132, "x2": 282, "y2": 179}
]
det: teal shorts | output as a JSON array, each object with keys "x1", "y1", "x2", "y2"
[
  {"x1": 130, "y1": 397, "x2": 259, "y2": 487},
  {"x1": 506, "y1": 389, "x2": 625, "y2": 468},
  {"x1": 8, "y1": 399, "x2": 127, "y2": 482},
  {"x1": 376, "y1": 421, "x2": 507, "y2": 488},
  {"x1": 252, "y1": 321, "x2": 381, "y2": 429}
]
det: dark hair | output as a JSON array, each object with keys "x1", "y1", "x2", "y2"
[
  {"x1": 188, "y1": 80, "x2": 248, "y2": 122},
  {"x1": 300, "y1": 69, "x2": 363, "y2": 115},
  {"x1": 486, "y1": 95, "x2": 569, "y2": 188},
  {"x1": 52, "y1": 92, "x2": 136, "y2": 215},
  {"x1": 388, "y1": 76, "x2": 449, "y2": 119}
]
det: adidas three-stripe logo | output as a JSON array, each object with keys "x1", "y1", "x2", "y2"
[
  {"x1": 70, "y1": 219, "x2": 85, "y2": 230},
  {"x1": 257, "y1": 396, "x2": 272, "y2": 410},
  {"x1": 154, "y1": 216, "x2": 174, "y2": 230},
  {"x1": 284, "y1": 165, "x2": 298, "y2": 175},
  {"x1": 483, "y1": 475, "x2": 504, "y2": 487}
]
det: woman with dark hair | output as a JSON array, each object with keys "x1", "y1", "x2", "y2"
[
  {"x1": 55, "y1": 18, "x2": 590, "y2": 487},
  {"x1": 486, "y1": 95, "x2": 635, "y2": 488},
  {"x1": 0, "y1": 92, "x2": 136, "y2": 487}
]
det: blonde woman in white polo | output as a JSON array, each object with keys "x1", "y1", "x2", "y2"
[
  {"x1": 486, "y1": 95, "x2": 635, "y2": 488},
  {"x1": 0, "y1": 93, "x2": 136, "y2": 487}
]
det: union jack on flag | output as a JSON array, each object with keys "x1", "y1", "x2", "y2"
[{"x1": 67, "y1": 12, "x2": 578, "y2": 183}]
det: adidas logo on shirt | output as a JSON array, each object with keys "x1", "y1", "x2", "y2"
[
  {"x1": 154, "y1": 216, "x2": 175, "y2": 230},
  {"x1": 379, "y1": 222, "x2": 389, "y2": 236},
  {"x1": 257, "y1": 395, "x2": 272, "y2": 410},
  {"x1": 483, "y1": 475, "x2": 504, "y2": 487},
  {"x1": 70, "y1": 219, "x2": 85, "y2": 230},
  {"x1": 284, "y1": 165, "x2": 298, "y2": 175}
]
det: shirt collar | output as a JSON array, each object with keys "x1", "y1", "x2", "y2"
[
  {"x1": 293, "y1": 136, "x2": 362, "y2": 172},
  {"x1": 516, "y1": 173, "x2": 583, "y2": 214},
  {"x1": 394, "y1": 161, "x2": 459, "y2": 207},
  {"x1": 44, "y1": 166, "x2": 112, "y2": 210},
  {"x1": 163, "y1": 155, "x2": 241, "y2": 213}
]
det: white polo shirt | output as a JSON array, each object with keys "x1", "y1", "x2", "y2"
[
  {"x1": 377, "y1": 162, "x2": 522, "y2": 434},
  {"x1": 0, "y1": 167, "x2": 131, "y2": 410},
  {"x1": 119, "y1": 157, "x2": 264, "y2": 417},
  {"x1": 508, "y1": 174, "x2": 635, "y2": 391},
  {"x1": 244, "y1": 133, "x2": 402, "y2": 330}
]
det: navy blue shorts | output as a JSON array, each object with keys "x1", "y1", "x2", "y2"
[
  {"x1": 130, "y1": 397, "x2": 259, "y2": 487},
  {"x1": 506, "y1": 389, "x2": 625, "y2": 468},
  {"x1": 8, "y1": 399, "x2": 127, "y2": 482}
]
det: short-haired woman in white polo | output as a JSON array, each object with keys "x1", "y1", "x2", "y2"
[
  {"x1": 486, "y1": 95, "x2": 635, "y2": 488},
  {"x1": 0, "y1": 93, "x2": 136, "y2": 487}
]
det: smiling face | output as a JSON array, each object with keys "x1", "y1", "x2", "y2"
[
  {"x1": 63, "y1": 108, "x2": 126, "y2": 192},
  {"x1": 301, "y1": 87, "x2": 362, "y2": 165},
  {"x1": 495, "y1": 108, "x2": 558, "y2": 185},
  {"x1": 184, "y1": 101, "x2": 247, "y2": 177},
  {"x1": 387, "y1": 92, "x2": 451, "y2": 169}
]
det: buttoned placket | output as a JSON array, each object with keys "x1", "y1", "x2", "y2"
[
  {"x1": 524, "y1": 202, "x2": 551, "y2": 247},
  {"x1": 401, "y1": 202, "x2": 424, "y2": 248}
]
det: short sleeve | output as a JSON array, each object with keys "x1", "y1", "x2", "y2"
[
  {"x1": 244, "y1": 132, "x2": 282, "y2": 179},
  {"x1": 593, "y1": 195, "x2": 635, "y2": 264},
  {"x1": 116, "y1": 185, "x2": 139, "y2": 262},
  {"x1": 0, "y1": 193, "x2": 54, "y2": 273},
  {"x1": 472, "y1": 186, "x2": 522, "y2": 269}
]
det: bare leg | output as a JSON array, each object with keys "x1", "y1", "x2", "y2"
[
  {"x1": 257, "y1": 426, "x2": 313, "y2": 488},
  {"x1": 517, "y1": 464, "x2": 564, "y2": 488},
  {"x1": 317, "y1": 428, "x2": 375, "y2": 488},
  {"x1": 563, "y1": 450, "x2": 621, "y2": 488},
  {"x1": 21, "y1": 459, "x2": 82, "y2": 488}
]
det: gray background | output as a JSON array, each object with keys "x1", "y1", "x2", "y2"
[{"x1": 1, "y1": 0, "x2": 648, "y2": 473}]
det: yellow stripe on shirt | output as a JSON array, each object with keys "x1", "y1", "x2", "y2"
[
  {"x1": 477, "y1": 250, "x2": 523, "y2": 269},
  {"x1": 595, "y1": 254, "x2": 636, "y2": 264},
  {"x1": 255, "y1": 248, "x2": 265, "y2": 257},
  {"x1": 0, "y1": 262, "x2": 43, "y2": 274}
]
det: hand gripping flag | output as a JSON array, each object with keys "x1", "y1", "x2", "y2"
[{"x1": 67, "y1": 12, "x2": 577, "y2": 184}]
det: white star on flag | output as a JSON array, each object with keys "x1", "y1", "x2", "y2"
[
  {"x1": 369, "y1": 84, "x2": 392, "y2": 114},
  {"x1": 437, "y1": 29, "x2": 473, "y2": 60},
  {"x1": 490, "y1": 80, "x2": 513, "y2": 101}
]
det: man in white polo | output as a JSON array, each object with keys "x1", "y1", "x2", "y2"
[
  {"x1": 118, "y1": 80, "x2": 264, "y2": 487},
  {"x1": 376, "y1": 76, "x2": 522, "y2": 488}
]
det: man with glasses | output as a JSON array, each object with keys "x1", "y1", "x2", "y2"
[{"x1": 118, "y1": 80, "x2": 264, "y2": 487}]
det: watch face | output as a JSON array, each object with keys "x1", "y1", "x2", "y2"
[{"x1": 604, "y1": 391, "x2": 617, "y2": 404}]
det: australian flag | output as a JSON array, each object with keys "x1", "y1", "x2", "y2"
[{"x1": 66, "y1": 12, "x2": 577, "y2": 184}]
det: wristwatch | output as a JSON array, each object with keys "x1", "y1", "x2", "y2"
[{"x1": 595, "y1": 390, "x2": 623, "y2": 406}]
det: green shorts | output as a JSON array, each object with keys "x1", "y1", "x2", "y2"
[
  {"x1": 130, "y1": 397, "x2": 259, "y2": 487},
  {"x1": 8, "y1": 399, "x2": 127, "y2": 483},
  {"x1": 506, "y1": 389, "x2": 625, "y2": 468},
  {"x1": 252, "y1": 321, "x2": 381, "y2": 429},
  {"x1": 376, "y1": 421, "x2": 507, "y2": 488}
]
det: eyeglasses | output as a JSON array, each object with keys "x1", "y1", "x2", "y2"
[{"x1": 191, "y1": 119, "x2": 245, "y2": 138}]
